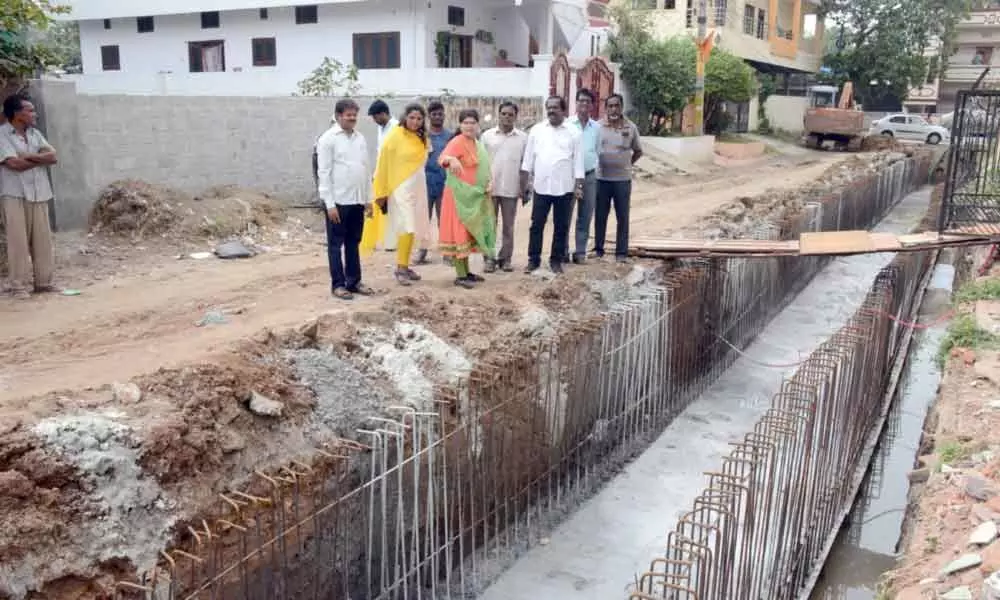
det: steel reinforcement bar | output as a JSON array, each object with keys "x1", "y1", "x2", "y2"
[
  {"x1": 627, "y1": 200, "x2": 941, "y2": 600},
  {"x1": 112, "y1": 155, "x2": 931, "y2": 600}
]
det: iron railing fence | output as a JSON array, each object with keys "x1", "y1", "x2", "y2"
[
  {"x1": 939, "y1": 88, "x2": 1000, "y2": 233},
  {"x1": 111, "y1": 155, "x2": 931, "y2": 600},
  {"x1": 628, "y1": 241, "x2": 937, "y2": 599}
]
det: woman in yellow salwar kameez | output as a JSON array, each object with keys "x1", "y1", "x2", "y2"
[{"x1": 363, "y1": 103, "x2": 432, "y2": 286}]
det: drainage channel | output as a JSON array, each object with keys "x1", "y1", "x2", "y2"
[
  {"x1": 809, "y1": 255, "x2": 955, "y2": 599},
  {"x1": 477, "y1": 186, "x2": 936, "y2": 600}
]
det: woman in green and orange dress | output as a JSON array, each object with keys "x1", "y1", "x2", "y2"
[{"x1": 437, "y1": 109, "x2": 496, "y2": 289}]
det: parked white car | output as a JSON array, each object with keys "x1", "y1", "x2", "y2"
[{"x1": 870, "y1": 114, "x2": 950, "y2": 145}]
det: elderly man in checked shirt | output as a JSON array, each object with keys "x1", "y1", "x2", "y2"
[
  {"x1": 482, "y1": 100, "x2": 528, "y2": 272},
  {"x1": 1, "y1": 94, "x2": 58, "y2": 299}
]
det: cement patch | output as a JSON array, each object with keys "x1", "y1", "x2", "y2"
[
  {"x1": 477, "y1": 187, "x2": 934, "y2": 599},
  {"x1": 3, "y1": 412, "x2": 176, "y2": 598}
]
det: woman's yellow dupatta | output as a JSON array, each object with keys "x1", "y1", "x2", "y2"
[{"x1": 360, "y1": 126, "x2": 429, "y2": 256}]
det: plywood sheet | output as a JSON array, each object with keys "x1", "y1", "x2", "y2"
[{"x1": 799, "y1": 230, "x2": 876, "y2": 255}]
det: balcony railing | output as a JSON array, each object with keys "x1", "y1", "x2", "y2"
[
  {"x1": 944, "y1": 64, "x2": 1000, "y2": 81},
  {"x1": 960, "y1": 10, "x2": 1000, "y2": 26}
]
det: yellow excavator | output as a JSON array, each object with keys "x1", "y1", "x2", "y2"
[{"x1": 803, "y1": 81, "x2": 866, "y2": 151}]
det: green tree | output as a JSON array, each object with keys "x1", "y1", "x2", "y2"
[
  {"x1": 821, "y1": 0, "x2": 970, "y2": 105},
  {"x1": 295, "y1": 57, "x2": 361, "y2": 97},
  {"x1": 40, "y1": 21, "x2": 81, "y2": 72},
  {"x1": 607, "y1": 5, "x2": 695, "y2": 133},
  {"x1": 704, "y1": 48, "x2": 756, "y2": 133},
  {"x1": 0, "y1": 0, "x2": 69, "y2": 92}
]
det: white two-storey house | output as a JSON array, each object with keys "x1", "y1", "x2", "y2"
[{"x1": 56, "y1": 0, "x2": 589, "y2": 96}]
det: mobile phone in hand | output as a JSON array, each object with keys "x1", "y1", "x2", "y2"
[{"x1": 522, "y1": 189, "x2": 533, "y2": 206}]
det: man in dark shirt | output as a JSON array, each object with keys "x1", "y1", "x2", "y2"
[{"x1": 417, "y1": 101, "x2": 450, "y2": 265}]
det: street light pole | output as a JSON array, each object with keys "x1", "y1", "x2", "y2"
[{"x1": 694, "y1": 0, "x2": 708, "y2": 135}]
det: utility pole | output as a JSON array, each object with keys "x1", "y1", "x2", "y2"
[{"x1": 694, "y1": 0, "x2": 708, "y2": 135}]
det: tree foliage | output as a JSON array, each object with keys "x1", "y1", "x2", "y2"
[
  {"x1": 0, "y1": 0, "x2": 69, "y2": 91},
  {"x1": 40, "y1": 22, "x2": 81, "y2": 72},
  {"x1": 820, "y1": 0, "x2": 970, "y2": 105},
  {"x1": 607, "y1": 6, "x2": 695, "y2": 130},
  {"x1": 295, "y1": 57, "x2": 361, "y2": 97},
  {"x1": 609, "y1": 4, "x2": 756, "y2": 134},
  {"x1": 704, "y1": 48, "x2": 756, "y2": 132}
]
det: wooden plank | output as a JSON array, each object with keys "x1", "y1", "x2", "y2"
[
  {"x1": 867, "y1": 232, "x2": 903, "y2": 251},
  {"x1": 799, "y1": 230, "x2": 876, "y2": 255}
]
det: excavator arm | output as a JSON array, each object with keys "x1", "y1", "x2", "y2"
[{"x1": 837, "y1": 81, "x2": 855, "y2": 110}]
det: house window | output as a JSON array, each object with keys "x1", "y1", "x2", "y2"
[
  {"x1": 743, "y1": 4, "x2": 754, "y2": 34},
  {"x1": 686, "y1": 0, "x2": 693, "y2": 27},
  {"x1": 188, "y1": 40, "x2": 226, "y2": 72},
  {"x1": 974, "y1": 46, "x2": 994, "y2": 65},
  {"x1": 631, "y1": 0, "x2": 656, "y2": 8},
  {"x1": 100, "y1": 45, "x2": 120, "y2": 71},
  {"x1": 259, "y1": 8, "x2": 268, "y2": 19},
  {"x1": 436, "y1": 32, "x2": 473, "y2": 68},
  {"x1": 756, "y1": 8, "x2": 767, "y2": 39},
  {"x1": 103, "y1": 18, "x2": 111, "y2": 29},
  {"x1": 295, "y1": 5, "x2": 318, "y2": 24},
  {"x1": 447, "y1": 5, "x2": 465, "y2": 26},
  {"x1": 714, "y1": 0, "x2": 727, "y2": 26},
  {"x1": 252, "y1": 37, "x2": 277, "y2": 66},
  {"x1": 353, "y1": 32, "x2": 401, "y2": 69},
  {"x1": 201, "y1": 11, "x2": 220, "y2": 28},
  {"x1": 137, "y1": 16, "x2": 155, "y2": 33},
  {"x1": 664, "y1": 0, "x2": 676, "y2": 7}
]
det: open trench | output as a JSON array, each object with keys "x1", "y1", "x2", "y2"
[
  {"x1": 808, "y1": 254, "x2": 954, "y2": 599},
  {"x1": 476, "y1": 185, "x2": 938, "y2": 600},
  {"x1": 0, "y1": 151, "x2": 937, "y2": 600}
]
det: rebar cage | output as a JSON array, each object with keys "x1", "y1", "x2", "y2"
[
  {"x1": 111, "y1": 155, "x2": 932, "y2": 600},
  {"x1": 939, "y1": 88, "x2": 1000, "y2": 233}
]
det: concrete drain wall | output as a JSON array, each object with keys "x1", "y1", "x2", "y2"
[
  {"x1": 113, "y1": 155, "x2": 932, "y2": 600},
  {"x1": 629, "y1": 191, "x2": 943, "y2": 599}
]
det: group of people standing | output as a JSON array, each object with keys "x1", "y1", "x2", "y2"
[{"x1": 315, "y1": 89, "x2": 643, "y2": 300}]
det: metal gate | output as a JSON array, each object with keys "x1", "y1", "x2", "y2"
[
  {"x1": 938, "y1": 88, "x2": 1000, "y2": 233},
  {"x1": 576, "y1": 56, "x2": 615, "y2": 118},
  {"x1": 724, "y1": 100, "x2": 750, "y2": 133},
  {"x1": 549, "y1": 53, "x2": 571, "y2": 103}
]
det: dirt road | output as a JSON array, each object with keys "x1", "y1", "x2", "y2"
[{"x1": 0, "y1": 149, "x2": 842, "y2": 407}]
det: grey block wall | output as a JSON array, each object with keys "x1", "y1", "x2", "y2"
[{"x1": 27, "y1": 80, "x2": 543, "y2": 231}]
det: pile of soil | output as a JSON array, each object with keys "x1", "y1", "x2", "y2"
[
  {"x1": 685, "y1": 150, "x2": 922, "y2": 239},
  {"x1": 89, "y1": 180, "x2": 290, "y2": 242},
  {"x1": 861, "y1": 134, "x2": 906, "y2": 153},
  {"x1": 89, "y1": 180, "x2": 183, "y2": 236}
]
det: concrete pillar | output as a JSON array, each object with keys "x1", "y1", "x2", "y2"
[
  {"x1": 531, "y1": 54, "x2": 554, "y2": 99},
  {"x1": 542, "y1": 1, "x2": 555, "y2": 54},
  {"x1": 27, "y1": 79, "x2": 93, "y2": 231}
]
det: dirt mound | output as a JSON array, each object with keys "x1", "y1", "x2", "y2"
[
  {"x1": 90, "y1": 180, "x2": 183, "y2": 236},
  {"x1": 90, "y1": 180, "x2": 289, "y2": 242},
  {"x1": 134, "y1": 346, "x2": 316, "y2": 486},
  {"x1": 861, "y1": 134, "x2": 905, "y2": 152}
]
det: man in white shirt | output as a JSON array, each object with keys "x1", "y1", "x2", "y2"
[
  {"x1": 481, "y1": 100, "x2": 528, "y2": 272},
  {"x1": 368, "y1": 99, "x2": 399, "y2": 251},
  {"x1": 520, "y1": 96, "x2": 585, "y2": 274},
  {"x1": 317, "y1": 99, "x2": 374, "y2": 300}
]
